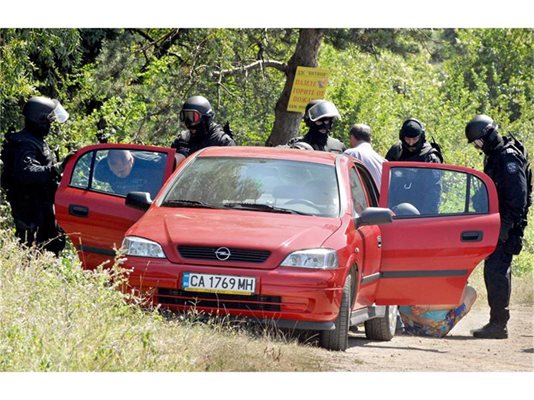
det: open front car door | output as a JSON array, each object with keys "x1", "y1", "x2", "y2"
[
  {"x1": 376, "y1": 162, "x2": 500, "y2": 305},
  {"x1": 55, "y1": 144, "x2": 176, "y2": 269}
]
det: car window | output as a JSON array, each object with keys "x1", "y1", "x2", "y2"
[
  {"x1": 356, "y1": 163, "x2": 379, "y2": 206},
  {"x1": 70, "y1": 149, "x2": 168, "y2": 199},
  {"x1": 349, "y1": 168, "x2": 369, "y2": 216},
  {"x1": 388, "y1": 167, "x2": 489, "y2": 217},
  {"x1": 163, "y1": 157, "x2": 340, "y2": 217}
]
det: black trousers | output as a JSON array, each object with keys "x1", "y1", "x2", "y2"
[
  {"x1": 12, "y1": 202, "x2": 65, "y2": 256},
  {"x1": 484, "y1": 241, "x2": 513, "y2": 326}
]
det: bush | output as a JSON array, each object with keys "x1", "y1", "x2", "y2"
[{"x1": 0, "y1": 229, "x2": 324, "y2": 371}]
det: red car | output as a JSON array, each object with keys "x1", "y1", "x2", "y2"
[{"x1": 55, "y1": 144, "x2": 499, "y2": 351}]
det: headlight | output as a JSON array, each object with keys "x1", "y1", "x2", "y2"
[
  {"x1": 280, "y1": 249, "x2": 338, "y2": 269},
  {"x1": 122, "y1": 236, "x2": 166, "y2": 258}
]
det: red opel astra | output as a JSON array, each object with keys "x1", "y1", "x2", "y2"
[{"x1": 56, "y1": 145, "x2": 499, "y2": 351}]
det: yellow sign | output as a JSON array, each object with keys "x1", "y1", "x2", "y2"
[{"x1": 287, "y1": 66, "x2": 329, "y2": 113}]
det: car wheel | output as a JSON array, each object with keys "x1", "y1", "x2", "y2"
[
  {"x1": 364, "y1": 305, "x2": 398, "y2": 341},
  {"x1": 319, "y1": 275, "x2": 351, "y2": 351}
]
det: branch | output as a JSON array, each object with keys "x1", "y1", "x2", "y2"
[
  {"x1": 212, "y1": 60, "x2": 287, "y2": 79},
  {"x1": 129, "y1": 28, "x2": 155, "y2": 44}
]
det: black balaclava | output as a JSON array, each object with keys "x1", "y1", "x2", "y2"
[
  {"x1": 307, "y1": 117, "x2": 333, "y2": 147},
  {"x1": 401, "y1": 137, "x2": 424, "y2": 154},
  {"x1": 481, "y1": 128, "x2": 504, "y2": 156},
  {"x1": 25, "y1": 118, "x2": 52, "y2": 138},
  {"x1": 187, "y1": 117, "x2": 211, "y2": 141},
  {"x1": 400, "y1": 120, "x2": 425, "y2": 154}
]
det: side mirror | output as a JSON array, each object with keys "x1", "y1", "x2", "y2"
[
  {"x1": 125, "y1": 191, "x2": 153, "y2": 211},
  {"x1": 355, "y1": 207, "x2": 393, "y2": 228}
]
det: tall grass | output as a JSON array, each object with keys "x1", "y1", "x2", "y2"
[{"x1": 0, "y1": 229, "x2": 325, "y2": 372}]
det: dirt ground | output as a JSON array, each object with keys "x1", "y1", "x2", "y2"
[{"x1": 324, "y1": 305, "x2": 534, "y2": 371}]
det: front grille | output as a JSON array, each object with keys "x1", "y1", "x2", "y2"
[
  {"x1": 158, "y1": 288, "x2": 281, "y2": 312},
  {"x1": 178, "y1": 246, "x2": 271, "y2": 263}
]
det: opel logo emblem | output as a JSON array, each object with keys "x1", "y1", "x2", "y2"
[{"x1": 215, "y1": 247, "x2": 231, "y2": 261}]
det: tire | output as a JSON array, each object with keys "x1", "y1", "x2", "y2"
[
  {"x1": 319, "y1": 275, "x2": 351, "y2": 351},
  {"x1": 364, "y1": 305, "x2": 398, "y2": 341}
]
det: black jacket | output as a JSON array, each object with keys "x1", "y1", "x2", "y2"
[
  {"x1": 171, "y1": 122, "x2": 235, "y2": 157},
  {"x1": 385, "y1": 141, "x2": 442, "y2": 163},
  {"x1": 296, "y1": 132, "x2": 346, "y2": 154},
  {"x1": 1, "y1": 127, "x2": 65, "y2": 253},
  {"x1": 1, "y1": 128, "x2": 59, "y2": 206},
  {"x1": 484, "y1": 136, "x2": 528, "y2": 229}
]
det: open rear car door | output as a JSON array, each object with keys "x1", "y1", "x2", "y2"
[
  {"x1": 376, "y1": 162, "x2": 500, "y2": 305},
  {"x1": 55, "y1": 144, "x2": 176, "y2": 269}
]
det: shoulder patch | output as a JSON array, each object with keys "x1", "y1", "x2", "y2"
[
  {"x1": 506, "y1": 162, "x2": 519, "y2": 174},
  {"x1": 505, "y1": 147, "x2": 516, "y2": 154}
]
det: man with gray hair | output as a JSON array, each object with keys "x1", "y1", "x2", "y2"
[{"x1": 344, "y1": 124, "x2": 385, "y2": 189}]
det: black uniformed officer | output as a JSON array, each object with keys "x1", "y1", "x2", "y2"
[
  {"x1": 0, "y1": 96, "x2": 69, "y2": 255},
  {"x1": 466, "y1": 114, "x2": 529, "y2": 339},
  {"x1": 171, "y1": 96, "x2": 235, "y2": 157},
  {"x1": 290, "y1": 99, "x2": 345, "y2": 154},
  {"x1": 385, "y1": 118, "x2": 443, "y2": 215},
  {"x1": 385, "y1": 118, "x2": 443, "y2": 163}
]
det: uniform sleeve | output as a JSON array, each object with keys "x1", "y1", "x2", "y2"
[
  {"x1": 427, "y1": 152, "x2": 442, "y2": 164},
  {"x1": 385, "y1": 143, "x2": 400, "y2": 161},
  {"x1": 499, "y1": 152, "x2": 528, "y2": 225},
  {"x1": 170, "y1": 137, "x2": 180, "y2": 149},
  {"x1": 13, "y1": 141, "x2": 56, "y2": 186},
  {"x1": 220, "y1": 134, "x2": 236, "y2": 147}
]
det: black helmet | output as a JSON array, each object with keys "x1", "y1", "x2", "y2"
[
  {"x1": 23, "y1": 96, "x2": 69, "y2": 125},
  {"x1": 303, "y1": 99, "x2": 340, "y2": 127},
  {"x1": 465, "y1": 114, "x2": 497, "y2": 143},
  {"x1": 180, "y1": 95, "x2": 214, "y2": 128},
  {"x1": 399, "y1": 118, "x2": 425, "y2": 141}
]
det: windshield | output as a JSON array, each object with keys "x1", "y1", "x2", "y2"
[{"x1": 162, "y1": 157, "x2": 340, "y2": 217}]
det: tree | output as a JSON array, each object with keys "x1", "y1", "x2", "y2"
[{"x1": 266, "y1": 29, "x2": 324, "y2": 146}]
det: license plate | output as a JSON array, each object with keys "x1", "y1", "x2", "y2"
[{"x1": 182, "y1": 272, "x2": 256, "y2": 295}]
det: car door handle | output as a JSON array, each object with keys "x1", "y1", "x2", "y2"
[
  {"x1": 377, "y1": 236, "x2": 383, "y2": 248},
  {"x1": 69, "y1": 204, "x2": 89, "y2": 218},
  {"x1": 461, "y1": 230, "x2": 483, "y2": 242}
]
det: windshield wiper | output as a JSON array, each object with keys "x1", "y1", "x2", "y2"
[
  {"x1": 223, "y1": 202, "x2": 310, "y2": 215},
  {"x1": 161, "y1": 199, "x2": 218, "y2": 208}
]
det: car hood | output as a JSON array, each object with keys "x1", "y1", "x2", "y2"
[{"x1": 127, "y1": 208, "x2": 343, "y2": 269}]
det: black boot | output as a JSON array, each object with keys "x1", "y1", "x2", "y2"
[{"x1": 472, "y1": 323, "x2": 508, "y2": 339}]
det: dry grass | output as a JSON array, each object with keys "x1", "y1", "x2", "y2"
[{"x1": 0, "y1": 229, "x2": 326, "y2": 372}]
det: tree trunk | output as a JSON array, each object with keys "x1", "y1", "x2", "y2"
[{"x1": 265, "y1": 29, "x2": 324, "y2": 146}]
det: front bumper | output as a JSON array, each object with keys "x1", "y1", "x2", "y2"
[{"x1": 122, "y1": 257, "x2": 345, "y2": 328}]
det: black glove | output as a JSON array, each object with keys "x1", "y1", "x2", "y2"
[
  {"x1": 504, "y1": 227, "x2": 524, "y2": 255},
  {"x1": 498, "y1": 221, "x2": 513, "y2": 243},
  {"x1": 52, "y1": 162, "x2": 63, "y2": 178},
  {"x1": 60, "y1": 150, "x2": 77, "y2": 171}
]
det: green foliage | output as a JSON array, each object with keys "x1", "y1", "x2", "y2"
[
  {"x1": 0, "y1": 28, "x2": 83, "y2": 151},
  {"x1": 320, "y1": 44, "x2": 445, "y2": 153}
]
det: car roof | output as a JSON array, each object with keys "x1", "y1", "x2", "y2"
[{"x1": 196, "y1": 146, "x2": 339, "y2": 165}]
